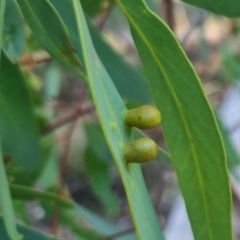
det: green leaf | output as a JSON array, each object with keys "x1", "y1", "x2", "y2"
[
  {"x1": 36, "y1": 142, "x2": 59, "y2": 189},
  {"x1": 0, "y1": 0, "x2": 6, "y2": 52},
  {"x1": 44, "y1": 62, "x2": 62, "y2": 101},
  {"x1": 84, "y1": 146, "x2": 120, "y2": 215},
  {"x1": 49, "y1": 0, "x2": 153, "y2": 104},
  {"x1": 0, "y1": 215, "x2": 59, "y2": 240},
  {"x1": 9, "y1": 184, "x2": 74, "y2": 208},
  {"x1": 70, "y1": 0, "x2": 165, "y2": 239},
  {"x1": 76, "y1": 204, "x2": 137, "y2": 240},
  {"x1": 16, "y1": 0, "x2": 82, "y2": 75},
  {"x1": 0, "y1": 2, "x2": 22, "y2": 240},
  {"x1": 0, "y1": 53, "x2": 42, "y2": 168},
  {"x1": 41, "y1": 198, "x2": 101, "y2": 240},
  {"x1": 13, "y1": 201, "x2": 30, "y2": 225},
  {"x1": 0, "y1": 143, "x2": 22, "y2": 240},
  {"x1": 85, "y1": 123, "x2": 114, "y2": 164},
  {"x1": 6, "y1": 137, "x2": 54, "y2": 186},
  {"x1": 3, "y1": 0, "x2": 25, "y2": 62},
  {"x1": 84, "y1": 124, "x2": 119, "y2": 215},
  {"x1": 89, "y1": 25, "x2": 153, "y2": 103},
  {"x1": 81, "y1": 0, "x2": 114, "y2": 17},
  {"x1": 181, "y1": 0, "x2": 240, "y2": 18},
  {"x1": 116, "y1": 1, "x2": 232, "y2": 240}
]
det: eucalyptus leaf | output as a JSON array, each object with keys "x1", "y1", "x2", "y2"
[
  {"x1": 0, "y1": 53, "x2": 42, "y2": 168},
  {"x1": 84, "y1": 146, "x2": 120, "y2": 215},
  {"x1": 81, "y1": 0, "x2": 114, "y2": 17},
  {"x1": 49, "y1": 0, "x2": 153, "y2": 103},
  {"x1": 181, "y1": 0, "x2": 240, "y2": 18},
  {"x1": 70, "y1": 0, "x2": 165, "y2": 239},
  {"x1": 0, "y1": 143, "x2": 22, "y2": 240},
  {"x1": 116, "y1": 0, "x2": 233, "y2": 239},
  {"x1": 3, "y1": 0, "x2": 25, "y2": 62},
  {"x1": 41, "y1": 199, "x2": 101, "y2": 240},
  {"x1": 9, "y1": 184, "x2": 74, "y2": 208},
  {"x1": 0, "y1": 216, "x2": 59, "y2": 240},
  {"x1": 76, "y1": 204, "x2": 137, "y2": 240},
  {"x1": 0, "y1": 2, "x2": 22, "y2": 240},
  {"x1": 16, "y1": 0, "x2": 82, "y2": 76},
  {"x1": 0, "y1": 0, "x2": 5, "y2": 52}
]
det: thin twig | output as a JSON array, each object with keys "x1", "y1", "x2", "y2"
[
  {"x1": 51, "y1": 85, "x2": 89, "y2": 235},
  {"x1": 51, "y1": 116, "x2": 78, "y2": 235},
  {"x1": 20, "y1": 55, "x2": 52, "y2": 67},
  {"x1": 95, "y1": 2, "x2": 115, "y2": 30},
  {"x1": 162, "y1": 0, "x2": 175, "y2": 31},
  {"x1": 41, "y1": 103, "x2": 94, "y2": 136},
  {"x1": 59, "y1": 122, "x2": 77, "y2": 188}
]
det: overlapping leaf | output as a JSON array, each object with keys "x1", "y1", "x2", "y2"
[
  {"x1": 116, "y1": 0, "x2": 232, "y2": 239},
  {"x1": 0, "y1": 146, "x2": 22, "y2": 240},
  {"x1": 49, "y1": 0, "x2": 152, "y2": 104},
  {"x1": 0, "y1": 216, "x2": 59, "y2": 240},
  {"x1": 0, "y1": 54, "x2": 42, "y2": 168},
  {"x1": 3, "y1": 0, "x2": 25, "y2": 62},
  {"x1": 16, "y1": 0, "x2": 81, "y2": 76},
  {"x1": 181, "y1": 0, "x2": 240, "y2": 18},
  {"x1": 70, "y1": 0, "x2": 165, "y2": 239},
  {"x1": 80, "y1": 0, "x2": 114, "y2": 17},
  {"x1": 0, "y1": 3, "x2": 22, "y2": 239}
]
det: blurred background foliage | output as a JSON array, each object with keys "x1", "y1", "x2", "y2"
[{"x1": 2, "y1": 0, "x2": 240, "y2": 239}]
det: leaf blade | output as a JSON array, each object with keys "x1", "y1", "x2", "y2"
[
  {"x1": 49, "y1": 0, "x2": 153, "y2": 103},
  {"x1": 181, "y1": 0, "x2": 240, "y2": 18},
  {"x1": 116, "y1": 1, "x2": 233, "y2": 240},
  {"x1": 70, "y1": 0, "x2": 165, "y2": 239},
  {"x1": 16, "y1": 0, "x2": 81, "y2": 75},
  {"x1": 0, "y1": 143, "x2": 22, "y2": 240},
  {"x1": 0, "y1": 2, "x2": 22, "y2": 239},
  {"x1": 0, "y1": 53, "x2": 42, "y2": 168},
  {"x1": 3, "y1": 0, "x2": 25, "y2": 62},
  {"x1": 0, "y1": 215, "x2": 59, "y2": 240}
]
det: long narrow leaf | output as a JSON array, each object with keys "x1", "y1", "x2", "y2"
[
  {"x1": 49, "y1": 0, "x2": 153, "y2": 104},
  {"x1": 70, "y1": 0, "x2": 165, "y2": 239},
  {"x1": 16, "y1": 0, "x2": 81, "y2": 76},
  {"x1": 0, "y1": 53, "x2": 42, "y2": 168},
  {"x1": 9, "y1": 184, "x2": 73, "y2": 208},
  {"x1": 0, "y1": 0, "x2": 6, "y2": 53},
  {"x1": 0, "y1": 2, "x2": 22, "y2": 239},
  {"x1": 3, "y1": 0, "x2": 25, "y2": 62},
  {"x1": 116, "y1": 1, "x2": 233, "y2": 240},
  {"x1": 181, "y1": 0, "x2": 240, "y2": 18},
  {"x1": 0, "y1": 216, "x2": 59, "y2": 240},
  {"x1": 0, "y1": 143, "x2": 22, "y2": 240}
]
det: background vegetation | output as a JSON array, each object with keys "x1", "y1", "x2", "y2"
[{"x1": 0, "y1": 0, "x2": 240, "y2": 239}]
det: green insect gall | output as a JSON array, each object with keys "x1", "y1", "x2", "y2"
[
  {"x1": 124, "y1": 138, "x2": 158, "y2": 164},
  {"x1": 124, "y1": 105, "x2": 161, "y2": 129}
]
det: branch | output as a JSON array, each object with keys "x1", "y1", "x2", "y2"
[
  {"x1": 41, "y1": 103, "x2": 94, "y2": 136},
  {"x1": 162, "y1": 0, "x2": 175, "y2": 31},
  {"x1": 95, "y1": 2, "x2": 115, "y2": 30}
]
